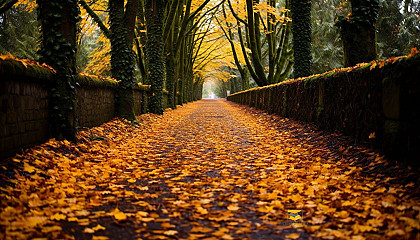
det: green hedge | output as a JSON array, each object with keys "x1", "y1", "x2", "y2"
[{"x1": 227, "y1": 53, "x2": 420, "y2": 161}]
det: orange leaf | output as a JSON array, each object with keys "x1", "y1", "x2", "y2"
[
  {"x1": 111, "y1": 207, "x2": 127, "y2": 221},
  {"x1": 285, "y1": 233, "x2": 300, "y2": 239}
]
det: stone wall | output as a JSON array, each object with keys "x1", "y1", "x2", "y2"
[
  {"x1": 76, "y1": 86, "x2": 116, "y2": 127},
  {"x1": 0, "y1": 59, "x2": 153, "y2": 159},
  {"x1": 0, "y1": 80, "x2": 51, "y2": 158},
  {"x1": 227, "y1": 54, "x2": 420, "y2": 162}
]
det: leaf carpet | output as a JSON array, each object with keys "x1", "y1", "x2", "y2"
[{"x1": 1, "y1": 99, "x2": 419, "y2": 240}]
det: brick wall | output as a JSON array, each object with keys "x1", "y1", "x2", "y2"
[
  {"x1": 76, "y1": 87, "x2": 116, "y2": 127},
  {"x1": 227, "y1": 54, "x2": 420, "y2": 162},
  {"x1": 0, "y1": 59, "x2": 153, "y2": 159},
  {"x1": 0, "y1": 80, "x2": 51, "y2": 158}
]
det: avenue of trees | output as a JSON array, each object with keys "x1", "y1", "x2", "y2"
[{"x1": 0, "y1": 0, "x2": 419, "y2": 139}]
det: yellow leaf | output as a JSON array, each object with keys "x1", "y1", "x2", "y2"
[
  {"x1": 50, "y1": 213, "x2": 66, "y2": 221},
  {"x1": 161, "y1": 222, "x2": 175, "y2": 228},
  {"x1": 138, "y1": 217, "x2": 155, "y2": 222},
  {"x1": 28, "y1": 193, "x2": 43, "y2": 207},
  {"x1": 163, "y1": 230, "x2": 178, "y2": 236},
  {"x1": 92, "y1": 224, "x2": 106, "y2": 231},
  {"x1": 408, "y1": 47, "x2": 419, "y2": 58},
  {"x1": 111, "y1": 207, "x2": 127, "y2": 221},
  {"x1": 227, "y1": 205, "x2": 240, "y2": 211},
  {"x1": 24, "y1": 162, "x2": 36, "y2": 173},
  {"x1": 285, "y1": 233, "x2": 300, "y2": 239},
  {"x1": 386, "y1": 229, "x2": 405, "y2": 236},
  {"x1": 196, "y1": 206, "x2": 208, "y2": 214},
  {"x1": 353, "y1": 224, "x2": 376, "y2": 233},
  {"x1": 136, "y1": 211, "x2": 149, "y2": 217},
  {"x1": 190, "y1": 226, "x2": 214, "y2": 233},
  {"x1": 92, "y1": 237, "x2": 110, "y2": 240},
  {"x1": 84, "y1": 227, "x2": 95, "y2": 234},
  {"x1": 41, "y1": 225, "x2": 62, "y2": 233}
]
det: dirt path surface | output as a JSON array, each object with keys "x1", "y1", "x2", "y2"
[{"x1": 1, "y1": 99, "x2": 419, "y2": 239}]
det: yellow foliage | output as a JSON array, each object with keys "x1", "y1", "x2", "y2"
[
  {"x1": 16, "y1": 0, "x2": 37, "y2": 12},
  {"x1": 85, "y1": 33, "x2": 111, "y2": 76},
  {"x1": 253, "y1": 2, "x2": 291, "y2": 26}
]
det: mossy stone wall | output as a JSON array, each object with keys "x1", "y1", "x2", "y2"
[
  {"x1": 227, "y1": 54, "x2": 420, "y2": 162},
  {"x1": 0, "y1": 59, "x2": 157, "y2": 159}
]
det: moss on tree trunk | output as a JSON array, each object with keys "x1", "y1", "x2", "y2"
[
  {"x1": 145, "y1": 0, "x2": 165, "y2": 115},
  {"x1": 339, "y1": 0, "x2": 379, "y2": 67},
  {"x1": 109, "y1": 0, "x2": 136, "y2": 121},
  {"x1": 291, "y1": 0, "x2": 312, "y2": 78},
  {"x1": 37, "y1": 0, "x2": 80, "y2": 141}
]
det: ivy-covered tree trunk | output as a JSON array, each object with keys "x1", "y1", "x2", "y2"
[
  {"x1": 165, "y1": 26, "x2": 176, "y2": 109},
  {"x1": 37, "y1": 0, "x2": 80, "y2": 141},
  {"x1": 340, "y1": 0, "x2": 379, "y2": 67},
  {"x1": 165, "y1": 53, "x2": 176, "y2": 109},
  {"x1": 145, "y1": 0, "x2": 165, "y2": 114},
  {"x1": 109, "y1": 0, "x2": 137, "y2": 121},
  {"x1": 291, "y1": 0, "x2": 312, "y2": 78}
]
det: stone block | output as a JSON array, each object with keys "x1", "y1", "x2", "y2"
[
  {"x1": 7, "y1": 123, "x2": 18, "y2": 135},
  {"x1": 18, "y1": 122, "x2": 25, "y2": 133},
  {"x1": 1, "y1": 97, "x2": 9, "y2": 112},
  {"x1": 22, "y1": 84, "x2": 31, "y2": 96},
  {"x1": 0, "y1": 113, "x2": 6, "y2": 125},
  {"x1": 5, "y1": 81, "x2": 14, "y2": 94},
  {"x1": 6, "y1": 112, "x2": 17, "y2": 124},
  {"x1": 0, "y1": 136, "x2": 15, "y2": 155},
  {"x1": 13, "y1": 82, "x2": 20, "y2": 95},
  {"x1": 382, "y1": 77, "x2": 400, "y2": 120},
  {"x1": 25, "y1": 121, "x2": 36, "y2": 131}
]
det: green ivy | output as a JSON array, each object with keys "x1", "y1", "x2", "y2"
[
  {"x1": 351, "y1": 0, "x2": 379, "y2": 25},
  {"x1": 291, "y1": 0, "x2": 312, "y2": 78},
  {"x1": 37, "y1": 0, "x2": 80, "y2": 140}
]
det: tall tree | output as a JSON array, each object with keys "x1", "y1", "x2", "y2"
[
  {"x1": 291, "y1": 0, "x2": 312, "y2": 78},
  {"x1": 338, "y1": 0, "x2": 379, "y2": 66},
  {"x1": 80, "y1": 0, "x2": 139, "y2": 120},
  {"x1": 145, "y1": 0, "x2": 165, "y2": 114},
  {"x1": 36, "y1": 0, "x2": 80, "y2": 140},
  {"x1": 108, "y1": 0, "x2": 139, "y2": 121},
  {"x1": 163, "y1": 0, "x2": 212, "y2": 107},
  {"x1": 227, "y1": 0, "x2": 294, "y2": 86}
]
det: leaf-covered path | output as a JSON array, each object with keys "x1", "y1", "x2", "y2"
[{"x1": 1, "y1": 99, "x2": 419, "y2": 240}]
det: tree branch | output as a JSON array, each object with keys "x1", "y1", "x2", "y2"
[
  {"x1": 0, "y1": 0, "x2": 18, "y2": 15},
  {"x1": 227, "y1": 0, "x2": 248, "y2": 27},
  {"x1": 79, "y1": 0, "x2": 111, "y2": 39}
]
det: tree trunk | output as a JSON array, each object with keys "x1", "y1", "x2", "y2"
[
  {"x1": 165, "y1": 54, "x2": 176, "y2": 109},
  {"x1": 340, "y1": 0, "x2": 379, "y2": 67},
  {"x1": 37, "y1": 0, "x2": 79, "y2": 141},
  {"x1": 145, "y1": 0, "x2": 165, "y2": 114},
  {"x1": 340, "y1": 21, "x2": 377, "y2": 67},
  {"x1": 109, "y1": 0, "x2": 137, "y2": 121},
  {"x1": 291, "y1": 0, "x2": 312, "y2": 78}
]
